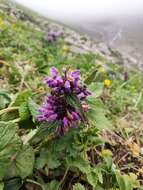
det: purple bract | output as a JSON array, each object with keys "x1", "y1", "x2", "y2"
[{"x1": 37, "y1": 67, "x2": 91, "y2": 135}]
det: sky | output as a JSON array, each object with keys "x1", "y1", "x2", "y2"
[{"x1": 13, "y1": 0, "x2": 143, "y2": 23}]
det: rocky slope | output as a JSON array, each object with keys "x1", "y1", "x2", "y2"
[{"x1": 1, "y1": 0, "x2": 141, "y2": 71}]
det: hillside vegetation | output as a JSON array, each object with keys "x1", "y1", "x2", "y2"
[{"x1": 0, "y1": 1, "x2": 143, "y2": 190}]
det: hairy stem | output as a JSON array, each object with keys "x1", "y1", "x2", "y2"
[{"x1": 0, "y1": 106, "x2": 19, "y2": 116}]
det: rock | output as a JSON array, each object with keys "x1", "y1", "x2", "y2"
[{"x1": 96, "y1": 43, "x2": 112, "y2": 56}]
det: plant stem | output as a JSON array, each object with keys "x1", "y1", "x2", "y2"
[
  {"x1": 58, "y1": 166, "x2": 69, "y2": 190},
  {"x1": 0, "y1": 106, "x2": 19, "y2": 116},
  {"x1": 0, "y1": 118, "x2": 21, "y2": 124},
  {"x1": 134, "y1": 90, "x2": 143, "y2": 108},
  {"x1": 11, "y1": 118, "x2": 21, "y2": 123},
  {"x1": 26, "y1": 179, "x2": 43, "y2": 190}
]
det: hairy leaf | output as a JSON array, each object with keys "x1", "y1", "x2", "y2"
[
  {"x1": 44, "y1": 180, "x2": 59, "y2": 190},
  {"x1": 86, "y1": 170, "x2": 98, "y2": 188},
  {"x1": 30, "y1": 121, "x2": 59, "y2": 144},
  {"x1": 87, "y1": 99, "x2": 112, "y2": 130},
  {"x1": 73, "y1": 183, "x2": 85, "y2": 190},
  {"x1": 0, "y1": 91, "x2": 11, "y2": 110},
  {"x1": 84, "y1": 69, "x2": 98, "y2": 85},
  {"x1": 67, "y1": 156, "x2": 91, "y2": 174},
  {"x1": 0, "y1": 122, "x2": 22, "y2": 179},
  {"x1": 115, "y1": 170, "x2": 140, "y2": 190},
  {"x1": 19, "y1": 102, "x2": 31, "y2": 121},
  {"x1": 28, "y1": 98, "x2": 39, "y2": 122},
  {"x1": 36, "y1": 149, "x2": 60, "y2": 169},
  {"x1": 88, "y1": 82, "x2": 104, "y2": 98},
  {"x1": 12, "y1": 90, "x2": 32, "y2": 106},
  {"x1": 6, "y1": 145, "x2": 35, "y2": 179}
]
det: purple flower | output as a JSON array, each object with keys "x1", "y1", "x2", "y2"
[
  {"x1": 77, "y1": 93, "x2": 86, "y2": 100},
  {"x1": 47, "y1": 114, "x2": 57, "y2": 121},
  {"x1": 71, "y1": 70, "x2": 80, "y2": 79},
  {"x1": 63, "y1": 117, "x2": 68, "y2": 127},
  {"x1": 72, "y1": 112, "x2": 79, "y2": 120},
  {"x1": 56, "y1": 76, "x2": 63, "y2": 84},
  {"x1": 47, "y1": 31, "x2": 62, "y2": 43},
  {"x1": 64, "y1": 81, "x2": 71, "y2": 92},
  {"x1": 38, "y1": 67, "x2": 91, "y2": 135},
  {"x1": 124, "y1": 72, "x2": 129, "y2": 81},
  {"x1": 51, "y1": 67, "x2": 58, "y2": 78}
]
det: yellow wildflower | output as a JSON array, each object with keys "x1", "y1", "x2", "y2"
[
  {"x1": 62, "y1": 45, "x2": 70, "y2": 53},
  {"x1": 104, "y1": 79, "x2": 111, "y2": 87},
  {"x1": 101, "y1": 149, "x2": 113, "y2": 157}
]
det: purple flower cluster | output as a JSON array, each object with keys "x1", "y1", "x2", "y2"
[
  {"x1": 37, "y1": 67, "x2": 91, "y2": 135},
  {"x1": 124, "y1": 72, "x2": 129, "y2": 81},
  {"x1": 47, "y1": 31, "x2": 63, "y2": 43}
]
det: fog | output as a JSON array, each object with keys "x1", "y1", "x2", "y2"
[
  {"x1": 13, "y1": 0, "x2": 143, "y2": 23},
  {"x1": 13, "y1": 0, "x2": 143, "y2": 64}
]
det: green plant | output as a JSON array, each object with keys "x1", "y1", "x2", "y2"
[{"x1": 0, "y1": 3, "x2": 142, "y2": 189}]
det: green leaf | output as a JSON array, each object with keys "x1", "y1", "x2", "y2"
[
  {"x1": 115, "y1": 170, "x2": 137, "y2": 190},
  {"x1": 88, "y1": 82, "x2": 104, "y2": 98},
  {"x1": 84, "y1": 69, "x2": 98, "y2": 85},
  {"x1": 36, "y1": 149, "x2": 60, "y2": 170},
  {"x1": 7, "y1": 145, "x2": 35, "y2": 179},
  {"x1": 115, "y1": 170, "x2": 126, "y2": 190},
  {"x1": 28, "y1": 98, "x2": 39, "y2": 122},
  {"x1": 0, "y1": 91, "x2": 11, "y2": 103},
  {"x1": 0, "y1": 110, "x2": 19, "y2": 122},
  {"x1": 30, "y1": 121, "x2": 59, "y2": 144},
  {"x1": 0, "y1": 91, "x2": 11, "y2": 110},
  {"x1": 4, "y1": 178, "x2": 22, "y2": 190},
  {"x1": 67, "y1": 156, "x2": 91, "y2": 174},
  {"x1": 0, "y1": 182, "x2": 4, "y2": 190},
  {"x1": 0, "y1": 122, "x2": 22, "y2": 180},
  {"x1": 19, "y1": 102, "x2": 30, "y2": 121},
  {"x1": 73, "y1": 183, "x2": 85, "y2": 190},
  {"x1": 44, "y1": 180, "x2": 59, "y2": 190},
  {"x1": 66, "y1": 93, "x2": 86, "y2": 123},
  {"x1": 88, "y1": 136, "x2": 104, "y2": 146},
  {"x1": 104, "y1": 156, "x2": 113, "y2": 170},
  {"x1": 97, "y1": 169, "x2": 103, "y2": 184},
  {"x1": 12, "y1": 90, "x2": 32, "y2": 106},
  {"x1": 124, "y1": 175, "x2": 133, "y2": 190},
  {"x1": 68, "y1": 157, "x2": 98, "y2": 188},
  {"x1": 95, "y1": 185, "x2": 104, "y2": 190},
  {"x1": 46, "y1": 155, "x2": 61, "y2": 169},
  {"x1": 87, "y1": 99, "x2": 112, "y2": 130},
  {"x1": 86, "y1": 170, "x2": 98, "y2": 188}
]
